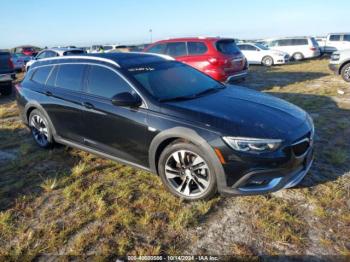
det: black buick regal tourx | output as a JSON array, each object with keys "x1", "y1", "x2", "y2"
[{"x1": 16, "y1": 53, "x2": 314, "y2": 200}]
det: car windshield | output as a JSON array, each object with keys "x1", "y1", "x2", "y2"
[
  {"x1": 127, "y1": 61, "x2": 225, "y2": 102},
  {"x1": 255, "y1": 43, "x2": 269, "y2": 50}
]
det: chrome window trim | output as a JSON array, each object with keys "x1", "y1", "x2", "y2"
[{"x1": 30, "y1": 62, "x2": 148, "y2": 109}]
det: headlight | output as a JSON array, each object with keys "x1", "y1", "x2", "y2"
[
  {"x1": 331, "y1": 53, "x2": 340, "y2": 61},
  {"x1": 223, "y1": 137, "x2": 282, "y2": 153}
]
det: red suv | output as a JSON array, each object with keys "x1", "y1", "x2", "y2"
[{"x1": 144, "y1": 37, "x2": 248, "y2": 82}]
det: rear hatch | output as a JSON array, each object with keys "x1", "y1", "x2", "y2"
[
  {"x1": 214, "y1": 39, "x2": 246, "y2": 73},
  {"x1": 309, "y1": 37, "x2": 320, "y2": 52},
  {"x1": 0, "y1": 52, "x2": 14, "y2": 74}
]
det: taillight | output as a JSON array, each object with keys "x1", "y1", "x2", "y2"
[
  {"x1": 208, "y1": 57, "x2": 227, "y2": 66},
  {"x1": 208, "y1": 57, "x2": 219, "y2": 65},
  {"x1": 310, "y1": 47, "x2": 317, "y2": 51}
]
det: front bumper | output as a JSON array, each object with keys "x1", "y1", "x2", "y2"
[
  {"x1": 226, "y1": 70, "x2": 249, "y2": 82},
  {"x1": 213, "y1": 125, "x2": 315, "y2": 196},
  {"x1": 328, "y1": 63, "x2": 340, "y2": 75},
  {"x1": 218, "y1": 148, "x2": 314, "y2": 196}
]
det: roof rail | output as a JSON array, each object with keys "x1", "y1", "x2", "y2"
[{"x1": 32, "y1": 55, "x2": 121, "y2": 68}]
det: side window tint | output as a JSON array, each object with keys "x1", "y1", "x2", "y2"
[
  {"x1": 86, "y1": 66, "x2": 132, "y2": 99},
  {"x1": 46, "y1": 66, "x2": 58, "y2": 86},
  {"x1": 36, "y1": 52, "x2": 47, "y2": 59},
  {"x1": 330, "y1": 35, "x2": 341, "y2": 41},
  {"x1": 31, "y1": 66, "x2": 53, "y2": 84},
  {"x1": 166, "y1": 42, "x2": 187, "y2": 57},
  {"x1": 148, "y1": 44, "x2": 167, "y2": 54},
  {"x1": 187, "y1": 42, "x2": 208, "y2": 55},
  {"x1": 344, "y1": 35, "x2": 350, "y2": 42},
  {"x1": 55, "y1": 64, "x2": 86, "y2": 92}
]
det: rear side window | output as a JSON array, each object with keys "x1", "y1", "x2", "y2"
[
  {"x1": 147, "y1": 43, "x2": 167, "y2": 54},
  {"x1": 330, "y1": 35, "x2": 341, "y2": 41},
  {"x1": 344, "y1": 35, "x2": 350, "y2": 42},
  {"x1": 86, "y1": 65, "x2": 132, "y2": 99},
  {"x1": 55, "y1": 64, "x2": 86, "y2": 92},
  {"x1": 187, "y1": 42, "x2": 208, "y2": 55},
  {"x1": 63, "y1": 50, "x2": 86, "y2": 56},
  {"x1": 166, "y1": 42, "x2": 187, "y2": 57},
  {"x1": 216, "y1": 40, "x2": 240, "y2": 55},
  {"x1": 31, "y1": 66, "x2": 53, "y2": 84},
  {"x1": 293, "y1": 39, "x2": 308, "y2": 45}
]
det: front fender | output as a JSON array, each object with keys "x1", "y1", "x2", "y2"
[{"x1": 148, "y1": 127, "x2": 227, "y2": 191}]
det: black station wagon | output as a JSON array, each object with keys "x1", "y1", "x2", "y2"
[{"x1": 16, "y1": 53, "x2": 314, "y2": 200}]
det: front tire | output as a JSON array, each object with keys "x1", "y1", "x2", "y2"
[
  {"x1": 262, "y1": 56, "x2": 274, "y2": 66},
  {"x1": 341, "y1": 63, "x2": 350, "y2": 82},
  {"x1": 29, "y1": 109, "x2": 54, "y2": 148},
  {"x1": 158, "y1": 141, "x2": 217, "y2": 201}
]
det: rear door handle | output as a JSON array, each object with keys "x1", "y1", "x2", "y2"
[
  {"x1": 82, "y1": 102, "x2": 94, "y2": 109},
  {"x1": 45, "y1": 91, "x2": 53, "y2": 96}
]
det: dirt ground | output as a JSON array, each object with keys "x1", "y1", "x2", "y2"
[{"x1": 0, "y1": 58, "x2": 349, "y2": 260}]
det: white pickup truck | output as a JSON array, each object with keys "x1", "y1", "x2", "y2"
[{"x1": 323, "y1": 33, "x2": 350, "y2": 54}]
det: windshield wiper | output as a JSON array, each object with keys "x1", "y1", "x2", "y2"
[
  {"x1": 192, "y1": 85, "x2": 226, "y2": 98},
  {"x1": 159, "y1": 85, "x2": 225, "y2": 103},
  {"x1": 159, "y1": 95, "x2": 196, "y2": 102}
]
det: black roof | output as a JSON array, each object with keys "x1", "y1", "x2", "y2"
[
  {"x1": 84, "y1": 52, "x2": 169, "y2": 68},
  {"x1": 31, "y1": 52, "x2": 172, "y2": 70}
]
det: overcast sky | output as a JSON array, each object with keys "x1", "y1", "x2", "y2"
[{"x1": 0, "y1": 0, "x2": 349, "y2": 48}]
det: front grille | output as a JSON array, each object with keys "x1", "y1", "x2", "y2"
[{"x1": 292, "y1": 138, "x2": 310, "y2": 157}]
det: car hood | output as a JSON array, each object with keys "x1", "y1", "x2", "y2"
[{"x1": 160, "y1": 86, "x2": 308, "y2": 139}]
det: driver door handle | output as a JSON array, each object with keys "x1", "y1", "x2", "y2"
[{"x1": 45, "y1": 91, "x2": 52, "y2": 96}]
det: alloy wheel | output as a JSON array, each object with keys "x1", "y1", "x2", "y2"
[
  {"x1": 30, "y1": 114, "x2": 49, "y2": 146},
  {"x1": 344, "y1": 66, "x2": 350, "y2": 81},
  {"x1": 164, "y1": 150, "x2": 211, "y2": 197}
]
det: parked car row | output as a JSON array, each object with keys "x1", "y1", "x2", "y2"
[{"x1": 143, "y1": 37, "x2": 248, "y2": 82}]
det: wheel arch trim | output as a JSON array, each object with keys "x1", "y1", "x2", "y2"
[
  {"x1": 148, "y1": 126, "x2": 227, "y2": 190},
  {"x1": 24, "y1": 101, "x2": 57, "y2": 136}
]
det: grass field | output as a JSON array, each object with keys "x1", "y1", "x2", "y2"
[{"x1": 0, "y1": 58, "x2": 349, "y2": 260}]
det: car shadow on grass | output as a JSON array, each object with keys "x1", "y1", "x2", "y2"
[{"x1": 0, "y1": 126, "x2": 83, "y2": 211}]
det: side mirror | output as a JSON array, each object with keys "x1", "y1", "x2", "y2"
[{"x1": 111, "y1": 92, "x2": 142, "y2": 107}]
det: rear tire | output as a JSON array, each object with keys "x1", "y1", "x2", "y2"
[
  {"x1": 158, "y1": 141, "x2": 217, "y2": 201},
  {"x1": 262, "y1": 56, "x2": 274, "y2": 66},
  {"x1": 340, "y1": 63, "x2": 350, "y2": 82},
  {"x1": 0, "y1": 82, "x2": 12, "y2": 96},
  {"x1": 29, "y1": 109, "x2": 55, "y2": 149},
  {"x1": 293, "y1": 52, "x2": 304, "y2": 61}
]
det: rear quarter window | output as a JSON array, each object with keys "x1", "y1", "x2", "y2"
[{"x1": 31, "y1": 66, "x2": 53, "y2": 84}]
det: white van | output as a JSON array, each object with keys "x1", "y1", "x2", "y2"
[
  {"x1": 324, "y1": 33, "x2": 350, "y2": 54},
  {"x1": 263, "y1": 37, "x2": 321, "y2": 61}
]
